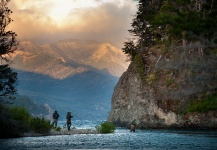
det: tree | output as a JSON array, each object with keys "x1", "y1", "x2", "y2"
[
  {"x1": 0, "y1": 64, "x2": 17, "y2": 99},
  {"x1": 0, "y1": 0, "x2": 18, "y2": 101},
  {"x1": 122, "y1": 0, "x2": 163, "y2": 59},
  {"x1": 122, "y1": 0, "x2": 217, "y2": 58},
  {"x1": 0, "y1": 0, "x2": 17, "y2": 60},
  {"x1": 122, "y1": 40, "x2": 137, "y2": 60},
  {"x1": 152, "y1": 0, "x2": 217, "y2": 48}
]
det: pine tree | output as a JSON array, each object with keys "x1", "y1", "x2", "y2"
[
  {"x1": 122, "y1": 0, "x2": 163, "y2": 59},
  {"x1": 123, "y1": 0, "x2": 217, "y2": 58},
  {"x1": 0, "y1": 0, "x2": 18, "y2": 101},
  {"x1": 0, "y1": 0, "x2": 17, "y2": 60},
  {"x1": 0, "y1": 64, "x2": 17, "y2": 99}
]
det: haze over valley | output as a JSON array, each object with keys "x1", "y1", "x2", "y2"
[
  {"x1": 4, "y1": 0, "x2": 137, "y2": 120},
  {"x1": 10, "y1": 39, "x2": 129, "y2": 120}
]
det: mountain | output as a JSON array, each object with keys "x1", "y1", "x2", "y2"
[
  {"x1": 9, "y1": 40, "x2": 129, "y2": 120},
  {"x1": 86, "y1": 43, "x2": 128, "y2": 77},
  {"x1": 9, "y1": 95, "x2": 52, "y2": 118},
  {"x1": 16, "y1": 69, "x2": 117, "y2": 120},
  {"x1": 11, "y1": 40, "x2": 129, "y2": 78}
]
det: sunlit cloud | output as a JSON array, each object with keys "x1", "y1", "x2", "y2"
[{"x1": 8, "y1": 0, "x2": 137, "y2": 48}]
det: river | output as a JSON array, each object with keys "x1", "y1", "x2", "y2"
[{"x1": 0, "y1": 120, "x2": 217, "y2": 149}]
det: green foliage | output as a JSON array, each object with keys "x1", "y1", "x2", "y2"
[
  {"x1": 188, "y1": 69, "x2": 196, "y2": 78},
  {"x1": 152, "y1": 0, "x2": 217, "y2": 44},
  {"x1": 13, "y1": 96, "x2": 49, "y2": 116},
  {"x1": 8, "y1": 107, "x2": 31, "y2": 133},
  {"x1": 0, "y1": 105, "x2": 53, "y2": 138},
  {"x1": 0, "y1": 106, "x2": 32, "y2": 138},
  {"x1": 55, "y1": 126, "x2": 62, "y2": 131},
  {"x1": 123, "y1": 0, "x2": 217, "y2": 58},
  {"x1": 209, "y1": 49, "x2": 217, "y2": 55},
  {"x1": 30, "y1": 117, "x2": 52, "y2": 134},
  {"x1": 122, "y1": 40, "x2": 138, "y2": 60},
  {"x1": 186, "y1": 93, "x2": 217, "y2": 113},
  {"x1": 146, "y1": 73, "x2": 157, "y2": 85},
  {"x1": 52, "y1": 126, "x2": 62, "y2": 132},
  {"x1": 134, "y1": 54, "x2": 145, "y2": 79},
  {"x1": 165, "y1": 78, "x2": 174, "y2": 87},
  {"x1": 95, "y1": 122, "x2": 116, "y2": 134},
  {"x1": 0, "y1": 64, "x2": 17, "y2": 99},
  {"x1": 9, "y1": 107, "x2": 31, "y2": 123},
  {"x1": 0, "y1": 0, "x2": 18, "y2": 100},
  {"x1": 9, "y1": 107, "x2": 31, "y2": 133},
  {"x1": 0, "y1": 0, "x2": 18, "y2": 59},
  {"x1": 0, "y1": 104, "x2": 19, "y2": 138}
]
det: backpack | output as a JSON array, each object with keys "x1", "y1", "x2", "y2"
[{"x1": 53, "y1": 112, "x2": 59, "y2": 119}]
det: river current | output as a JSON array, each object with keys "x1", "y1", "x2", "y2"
[{"x1": 0, "y1": 120, "x2": 217, "y2": 150}]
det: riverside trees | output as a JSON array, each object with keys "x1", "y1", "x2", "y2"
[
  {"x1": 0, "y1": 0, "x2": 17, "y2": 58},
  {"x1": 123, "y1": 0, "x2": 217, "y2": 59},
  {"x1": 0, "y1": 1, "x2": 58, "y2": 138},
  {"x1": 0, "y1": 0, "x2": 18, "y2": 101}
]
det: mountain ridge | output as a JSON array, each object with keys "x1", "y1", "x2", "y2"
[
  {"x1": 16, "y1": 68, "x2": 118, "y2": 120},
  {"x1": 11, "y1": 39, "x2": 129, "y2": 78},
  {"x1": 9, "y1": 39, "x2": 127, "y2": 120}
]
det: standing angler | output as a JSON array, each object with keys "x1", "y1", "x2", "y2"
[
  {"x1": 52, "y1": 110, "x2": 59, "y2": 127},
  {"x1": 66, "y1": 112, "x2": 73, "y2": 131}
]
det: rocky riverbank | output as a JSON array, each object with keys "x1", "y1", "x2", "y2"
[{"x1": 21, "y1": 129, "x2": 98, "y2": 137}]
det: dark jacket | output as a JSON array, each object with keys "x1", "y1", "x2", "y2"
[
  {"x1": 53, "y1": 112, "x2": 59, "y2": 119},
  {"x1": 66, "y1": 113, "x2": 73, "y2": 123}
]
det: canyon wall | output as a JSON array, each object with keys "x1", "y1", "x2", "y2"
[{"x1": 108, "y1": 47, "x2": 217, "y2": 129}]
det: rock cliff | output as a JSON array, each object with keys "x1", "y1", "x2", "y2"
[{"x1": 108, "y1": 46, "x2": 217, "y2": 129}]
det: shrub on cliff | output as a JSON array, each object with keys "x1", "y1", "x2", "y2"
[
  {"x1": 134, "y1": 54, "x2": 146, "y2": 79},
  {"x1": 95, "y1": 122, "x2": 116, "y2": 134},
  {"x1": 186, "y1": 93, "x2": 217, "y2": 113}
]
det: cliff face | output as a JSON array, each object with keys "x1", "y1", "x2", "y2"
[
  {"x1": 107, "y1": 62, "x2": 182, "y2": 128},
  {"x1": 108, "y1": 47, "x2": 217, "y2": 129}
]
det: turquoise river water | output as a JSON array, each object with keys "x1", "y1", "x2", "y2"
[{"x1": 0, "y1": 120, "x2": 217, "y2": 149}]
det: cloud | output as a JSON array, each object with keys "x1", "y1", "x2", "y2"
[{"x1": 8, "y1": 0, "x2": 137, "y2": 48}]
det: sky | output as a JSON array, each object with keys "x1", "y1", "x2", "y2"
[{"x1": 8, "y1": 0, "x2": 138, "y2": 48}]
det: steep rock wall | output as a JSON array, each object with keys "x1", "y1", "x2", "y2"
[
  {"x1": 107, "y1": 62, "x2": 181, "y2": 128},
  {"x1": 108, "y1": 50, "x2": 217, "y2": 129}
]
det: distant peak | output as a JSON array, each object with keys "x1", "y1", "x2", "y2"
[
  {"x1": 99, "y1": 43, "x2": 122, "y2": 53},
  {"x1": 57, "y1": 39, "x2": 99, "y2": 44}
]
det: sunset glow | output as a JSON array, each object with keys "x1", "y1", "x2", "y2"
[
  {"x1": 8, "y1": 0, "x2": 137, "y2": 47},
  {"x1": 48, "y1": 1, "x2": 75, "y2": 24},
  {"x1": 47, "y1": 0, "x2": 101, "y2": 25}
]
